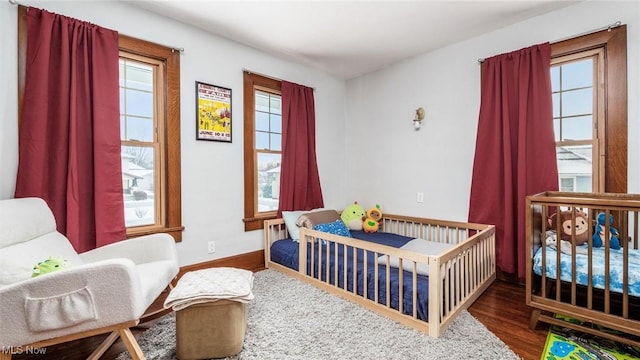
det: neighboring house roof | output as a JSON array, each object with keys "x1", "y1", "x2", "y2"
[
  {"x1": 121, "y1": 152, "x2": 136, "y2": 160},
  {"x1": 128, "y1": 169, "x2": 154, "y2": 178},
  {"x1": 122, "y1": 171, "x2": 144, "y2": 180},
  {"x1": 122, "y1": 158, "x2": 153, "y2": 179},
  {"x1": 557, "y1": 146, "x2": 592, "y2": 176},
  {"x1": 126, "y1": 162, "x2": 147, "y2": 170}
]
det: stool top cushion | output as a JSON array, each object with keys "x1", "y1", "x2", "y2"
[{"x1": 165, "y1": 267, "x2": 254, "y2": 310}]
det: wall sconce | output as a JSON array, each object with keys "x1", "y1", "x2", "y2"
[{"x1": 413, "y1": 107, "x2": 425, "y2": 130}]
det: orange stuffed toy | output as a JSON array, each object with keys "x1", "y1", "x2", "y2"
[{"x1": 363, "y1": 204, "x2": 383, "y2": 233}]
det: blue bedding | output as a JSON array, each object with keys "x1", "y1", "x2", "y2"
[
  {"x1": 270, "y1": 230, "x2": 433, "y2": 321},
  {"x1": 533, "y1": 245, "x2": 640, "y2": 297}
]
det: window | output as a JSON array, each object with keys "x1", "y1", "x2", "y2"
[
  {"x1": 119, "y1": 57, "x2": 161, "y2": 227},
  {"x1": 243, "y1": 72, "x2": 282, "y2": 231},
  {"x1": 550, "y1": 26, "x2": 627, "y2": 193},
  {"x1": 119, "y1": 35, "x2": 183, "y2": 240},
  {"x1": 17, "y1": 11, "x2": 183, "y2": 240},
  {"x1": 551, "y1": 52, "x2": 603, "y2": 192},
  {"x1": 255, "y1": 90, "x2": 282, "y2": 211}
]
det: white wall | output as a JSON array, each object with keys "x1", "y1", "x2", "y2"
[
  {"x1": 0, "y1": 1, "x2": 347, "y2": 266},
  {"x1": 345, "y1": 0, "x2": 640, "y2": 222},
  {"x1": 0, "y1": 1, "x2": 18, "y2": 202},
  {"x1": 3, "y1": 0, "x2": 638, "y2": 266}
]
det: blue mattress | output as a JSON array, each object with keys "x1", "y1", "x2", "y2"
[
  {"x1": 533, "y1": 245, "x2": 640, "y2": 297},
  {"x1": 270, "y1": 230, "x2": 433, "y2": 321}
]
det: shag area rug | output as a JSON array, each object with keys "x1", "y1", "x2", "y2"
[{"x1": 118, "y1": 269, "x2": 518, "y2": 360}]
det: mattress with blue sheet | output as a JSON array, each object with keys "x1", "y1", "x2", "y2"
[
  {"x1": 270, "y1": 230, "x2": 433, "y2": 321},
  {"x1": 532, "y1": 245, "x2": 640, "y2": 297}
]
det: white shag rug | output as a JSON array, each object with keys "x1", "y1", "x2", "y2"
[{"x1": 118, "y1": 269, "x2": 519, "y2": 360}]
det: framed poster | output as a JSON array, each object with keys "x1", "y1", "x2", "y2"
[{"x1": 196, "y1": 81, "x2": 232, "y2": 142}]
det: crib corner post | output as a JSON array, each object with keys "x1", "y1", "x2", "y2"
[{"x1": 528, "y1": 309, "x2": 541, "y2": 330}]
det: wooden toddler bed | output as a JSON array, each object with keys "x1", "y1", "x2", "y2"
[
  {"x1": 264, "y1": 213, "x2": 496, "y2": 337},
  {"x1": 526, "y1": 191, "x2": 640, "y2": 347}
]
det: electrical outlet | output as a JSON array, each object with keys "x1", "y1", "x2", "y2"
[
  {"x1": 207, "y1": 241, "x2": 216, "y2": 254},
  {"x1": 417, "y1": 192, "x2": 424, "y2": 203}
]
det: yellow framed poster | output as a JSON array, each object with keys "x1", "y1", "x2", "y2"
[{"x1": 196, "y1": 81, "x2": 232, "y2": 142}]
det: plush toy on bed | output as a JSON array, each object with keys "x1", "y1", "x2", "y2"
[
  {"x1": 32, "y1": 257, "x2": 71, "y2": 278},
  {"x1": 593, "y1": 212, "x2": 621, "y2": 249},
  {"x1": 363, "y1": 204, "x2": 383, "y2": 233},
  {"x1": 547, "y1": 208, "x2": 589, "y2": 245},
  {"x1": 341, "y1": 201, "x2": 366, "y2": 231}
]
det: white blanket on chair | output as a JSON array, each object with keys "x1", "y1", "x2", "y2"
[{"x1": 164, "y1": 267, "x2": 254, "y2": 311}]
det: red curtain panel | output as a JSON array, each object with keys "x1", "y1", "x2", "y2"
[
  {"x1": 468, "y1": 43, "x2": 559, "y2": 279},
  {"x1": 15, "y1": 8, "x2": 125, "y2": 252},
  {"x1": 277, "y1": 81, "x2": 324, "y2": 216}
]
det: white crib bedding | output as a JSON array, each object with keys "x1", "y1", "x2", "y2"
[{"x1": 533, "y1": 245, "x2": 640, "y2": 297}]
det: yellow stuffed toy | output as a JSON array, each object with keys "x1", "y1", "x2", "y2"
[{"x1": 363, "y1": 204, "x2": 383, "y2": 233}]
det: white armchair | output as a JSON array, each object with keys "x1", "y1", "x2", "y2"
[{"x1": 0, "y1": 197, "x2": 179, "y2": 359}]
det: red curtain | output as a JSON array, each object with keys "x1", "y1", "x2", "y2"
[
  {"x1": 15, "y1": 8, "x2": 125, "y2": 253},
  {"x1": 468, "y1": 43, "x2": 559, "y2": 279},
  {"x1": 277, "y1": 81, "x2": 324, "y2": 216}
]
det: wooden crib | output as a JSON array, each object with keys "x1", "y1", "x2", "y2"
[{"x1": 526, "y1": 191, "x2": 640, "y2": 347}]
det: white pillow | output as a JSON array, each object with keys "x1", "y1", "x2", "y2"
[
  {"x1": 377, "y1": 238, "x2": 454, "y2": 276},
  {"x1": 282, "y1": 208, "x2": 324, "y2": 241}
]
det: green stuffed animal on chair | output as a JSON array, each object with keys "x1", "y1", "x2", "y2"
[{"x1": 32, "y1": 257, "x2": 71, "y2": 278}]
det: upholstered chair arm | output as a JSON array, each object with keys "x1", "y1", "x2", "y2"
[
  {"x1": 79, "y1": 233, "x2": 178, "y2": 266},
  {"x1": 0, "y1": 258, "x2": 147, "y2": 347}
]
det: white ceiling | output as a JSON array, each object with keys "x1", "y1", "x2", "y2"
[{"x1": 124, "y1": 0, "x2": 580, "y2": 79}]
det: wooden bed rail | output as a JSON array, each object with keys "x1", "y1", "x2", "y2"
[{"x1": 264, "y1": 214, "x2": 496, "y2": 338}]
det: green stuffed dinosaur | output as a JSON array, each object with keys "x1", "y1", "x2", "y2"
[
  {"x1": 341, "y1": 201, "x2": 366, "y2": 231},
  {"x1": 32, "y1": 257, "x2": 71, "y2": 278}
]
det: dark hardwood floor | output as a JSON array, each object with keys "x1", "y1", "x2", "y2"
[
  {"x1": 10, "y1": 278, "x2": 548, "y2": 360},
  {"x1": 469, "y1": 280, "x2": 549, "y2": 360}
]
